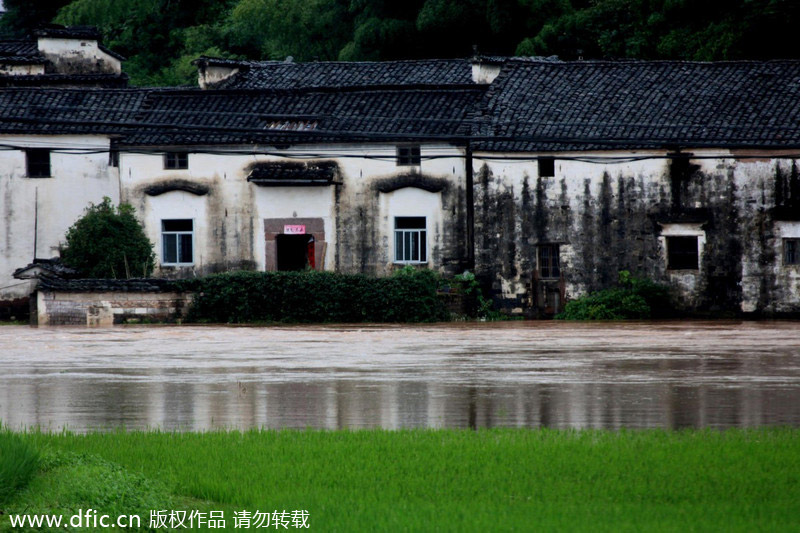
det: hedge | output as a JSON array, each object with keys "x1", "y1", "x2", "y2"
[{"x1": 179, "y1": 268, "x2": 450, "y2": 323}]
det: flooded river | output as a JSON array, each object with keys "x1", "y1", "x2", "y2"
[{"x1": 1, "y1": 321, "x2": 800, "y2": 431}]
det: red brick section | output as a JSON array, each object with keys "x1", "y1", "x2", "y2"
[{"x1": 264, "y1": 217, "x2": 325, "y2": 271}]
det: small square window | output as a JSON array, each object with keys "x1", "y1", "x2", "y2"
[
  {"x1": 164, "y1": 152, "x2": 188, "y2": 170},
  {"x1": 667, "y1": 236, "x2": 699, "y2": 270},
  {"x1": 784, "y1": 238, "x2": 800, "y2": 265},
  {"x1": 109, "y1": 150, "x2": 119, "y2": 168},
  {"x1": 394, "y1": 216, "x2": 427, "y2": 263},
  {"x1": 538, "y1": 244, "x2": 560, "y2": 279},
  {"x1": 162, "y1": 219, "x2": 193, "y2": 265},
  {"x1": 397, "y1": 145, "x2": 421, "y2": 166},
  {"x1": 26, "y1": 149, "x2": 51, "y2": 177},
  {"x1": 538, "y1": 157, "x2": 555, "y2": 178}
]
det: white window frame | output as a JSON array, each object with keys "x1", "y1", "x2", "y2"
[
  {"x1": 394, "y1": 217, "x2": 427, "y2": 264},
  {"x1": 658, "y1": 223, "x2": 705, "y2": 272},
  {"x1": 161, "y1": 219, "x2": 194, "y2": 266}
]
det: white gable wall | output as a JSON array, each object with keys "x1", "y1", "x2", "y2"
[{"x1": 0, "y1": 135, "x2": 118, "y2": 299}]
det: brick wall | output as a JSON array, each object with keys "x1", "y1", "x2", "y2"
[{"x1": 35, "y1": 291, "x2": 194, "y2": 326}]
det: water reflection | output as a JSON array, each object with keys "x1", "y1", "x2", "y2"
[{"x1": 1, "y1": 321, "x2": 800, "y2": 431}]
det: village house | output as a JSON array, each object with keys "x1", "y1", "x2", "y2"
[{"x1": 0, "y1": 33, "x2": 799, "y2": 319}]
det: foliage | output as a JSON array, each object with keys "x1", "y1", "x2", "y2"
[
  {"x1": 60, "y1": 198, "x2": 155, "y2": 279},
  {"x1": 556, "y1": 270, "x2": 672, "y2": 320},
  {"x1": 0, "y1": 0, "x2": 72, "y2": 37},
  {"x1": 183, "y1": 267, "x2": 449, "y2": 323},
  {"x1": 0, "y1": 431, "x2": 39, "y2": 506},
  {"x1": 450, "y1": 270, "x2": 506, "y2": 320},
  {"x1": 0, "y1": 445, "x2": 180, "y2": 530},
  {"x1": 6, "y1": 428, "x2": 800, "y2": 531},
  {"x1": 4, "y1": 0, "x2": 784, "y2": 86}
]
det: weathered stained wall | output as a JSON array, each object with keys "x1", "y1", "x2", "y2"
[
  {"x1": 37, "y1": 37, "x2": 122, "y2": 75},
  {"x1": 35, "y1": 290, "x2": 192, "y2": 326},
  {"x1": 331, "y1": 144, "x2": 468, "y2": 277},
  {"x1": 476, "y1": 150, "x2": 800, "y2": 315},
  {"x1": 0, "y1": 135, "x2": 118, "y2": 300},
  {"x1": 121, "y1": 143, "x2": 469, "y2": 279}
]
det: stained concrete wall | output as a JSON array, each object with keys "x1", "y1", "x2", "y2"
[
  {"x1": 476, "y1": 150, "x2": 800, "y2": 315},
  {"x1": 37, "y1": 37, "x2": 121, "y2": 75},
  {"x1": 120, "y1": 143, "x2": 469, "y2": 279},
  {"x1": 35, "y1": 290, "x2": 193, "y2": 326},
  {"x1": 0, "y1": 135, "x2": 118, "y2": 300}
]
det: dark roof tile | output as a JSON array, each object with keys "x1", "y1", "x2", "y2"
[{"x1": 476, "y1": 59, "x2": 800, "y2": 151}]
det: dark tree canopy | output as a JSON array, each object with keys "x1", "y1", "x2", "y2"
[
  {"x1": 0, "y1": 0, "x2": 794, "y2": 85},
  {"x1": 61, "y1": 198, "x2": 155, "y2": 279},
  {"x1": 0, "y1": 0, "x2": 72, "y2": 37}
]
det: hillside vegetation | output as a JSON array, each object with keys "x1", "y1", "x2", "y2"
[{"x1": 0, "y1": 0, "x2": 799, "y2": 86}]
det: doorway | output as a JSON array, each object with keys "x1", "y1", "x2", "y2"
[{"x1": 276, "y1": 234, "x2": 315, "y2": 271}]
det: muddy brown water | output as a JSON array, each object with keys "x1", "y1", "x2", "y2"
[{"x1": 1, "y1": 321, "x2": 799, "y2": 431}]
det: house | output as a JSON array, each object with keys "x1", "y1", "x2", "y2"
[
  {"x1": 0, "y1": 37, "x2": 799, "y2": 318},
  {"x1": 0, "y1": 25, "x2": 127, "y2": 87}
]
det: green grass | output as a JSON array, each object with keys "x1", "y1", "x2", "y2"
[
  {"x1": 0, "y1": 432, "x2": 38, "y2": 506},
  {"x1": 2, "y1": 429, "x2": 799, "y2": 531}
]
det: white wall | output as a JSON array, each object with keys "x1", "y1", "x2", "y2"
[
  {"x1": 0, "y1": 135, "x2": 117, "y2": 299},
  {"x1": 37, "y1": 37, "x2": 121, "y2": 75}
]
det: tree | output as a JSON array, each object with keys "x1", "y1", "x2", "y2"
[
  {"x1": 61, "y1": 198, "x2": 155, "y2": 278},
  {"x1": 0, "y1": 0, "x2": 72, "y2": 37}
]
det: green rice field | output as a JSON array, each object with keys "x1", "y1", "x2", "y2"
[{"x1": 1, "y1": 428, "x2": 799, "y2": 531}]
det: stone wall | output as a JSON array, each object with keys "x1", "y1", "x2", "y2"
[
  {"x1": 35, "y1": 290, "x2": 193, "y2": 326},
  {"x1": 475, "y1": 151, "x2": 800, "y2": 317}
]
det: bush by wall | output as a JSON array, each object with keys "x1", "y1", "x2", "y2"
[
  {"x1": 182, "y1": 268, "x2": 450, "y2": 323},
  {"x1": 556, "y1": 271, "x2": 673, "y2": 320}
]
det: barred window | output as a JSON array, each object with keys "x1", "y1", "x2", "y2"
[
  {"x1": 538, "y1": 244, "x2": 560, "y2": 279},
  {"x1": 785, "y1": 238, "x2": 800, "y2": 265},
  {"x1": 394, "y1": 217, "x2": 427, "y2": 263},
  {"x1": 162, "y1": 219, "x2": 193, "y2": 265}
]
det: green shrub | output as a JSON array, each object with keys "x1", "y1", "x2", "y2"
[
  {"x1": 450, "y1": 270, "x2": 506, "y2": 320},
  {"x1": 0, "y1": 430, "x2": 39, "y2": 505},
  {"x1": 61, "y1": 198, "x2": 155, "y2": 278},
  {"x1": 557, "y1": 271, "x2": 672, "y2": 320},
  {"x1": 186, "y1": 267, "x2": 450, "y2": 323}
]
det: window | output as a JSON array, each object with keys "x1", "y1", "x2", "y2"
[
  {"x1": 785, "y1": 238, "x2": 800, "y2": 265},
  {"x1": 109, "y1": 150, "x2": 119, "y2": 168},
  {"x1": 538, "y1": 244, "x2": 560, "y2": 279},
  {"x1": 26, "y1": 149, "x2": 51, "y2": 177},
  {"x1": 162, "y1": 219, "x2": 193, "y2": 265},
  {"x1": 538, "y1": 157, "x2": 555, "y2": 178},
  {"x1": 667, "y1": 236, "x2": 699, "y2": 270},
  {"x1": 397, "y1": 145, "x2": 421, "y2": 166},
  {"x1": 394, "y1": 217, "x2": 427, "y2": 263},
  {"x1": 164, "y1": 152, "x2": 188, "y2": 170}
]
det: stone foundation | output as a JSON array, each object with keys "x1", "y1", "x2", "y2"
[{"x1": 35, "y1": 290, "x2": 193, "y2": 326}]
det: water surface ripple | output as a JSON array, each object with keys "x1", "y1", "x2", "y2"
[{"x1": 1, "y1": 321, "x2": 799, "y2": 431}]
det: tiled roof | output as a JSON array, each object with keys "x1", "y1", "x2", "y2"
[
  {"x1": 200, "y1": 57, "x2": 475, "y2": 89},
  {"x1": 12, "y1": 258, "x2": 79, "y2": 279},
  {"x1": 475, "y1": 59, "x2": 800, "y2": 151},
  {"x1": 247, "y1": 160, "x2": 339, "y2": 186},
  {"x1": 33, "y1": 26, "x2": 102, "y2": 40},
  {"x1": 0, "y1": 88, "x2": 148, "y2": 135},
  {"x1": 124, "y1": 86, "x2": 486, "y2": 145},
  {"x1": 3, "y1": 58, "x2": 800, "y2": 151},
  {"x1": 0, "y1": 84, "x2": 485, "y2": 144},
  {"x1": 0, "y1": 74, "x2": 129, "y2": 87},
  {"x1": 0, "y1": 41, "x2": 45, "y2": 64},
  {"x1": 37, "y1": 276, "x2": 183, "y2": 292}
]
